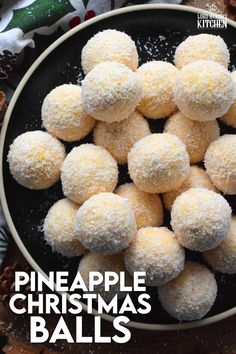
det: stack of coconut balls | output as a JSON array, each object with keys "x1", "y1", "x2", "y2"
[{"x1": 7, "y1": 30, "x2": 236, "y2": 322}]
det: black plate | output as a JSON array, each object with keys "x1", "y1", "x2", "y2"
[{"x1": 1, "y1": 5, "x2": 236, "y2": 329}]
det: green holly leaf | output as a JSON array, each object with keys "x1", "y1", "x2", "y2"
[
  {"x1": 4, "y1": 0, "x2": 74, "y2": 33},
  {"x1": 83, "y1": 0, "x2": 89, "y2": 8}
]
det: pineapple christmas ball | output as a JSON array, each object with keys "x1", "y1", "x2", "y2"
[
  {"x1": 44, "y1": 198, "x2": 86, "y2": 258},
  {"x1": 41, "y1": 84, "x2": 95, "y2": 142},
  {"x1": 163, "y1": 166, "x2": 217, "y2": 211},
  {"x1": 220, "y1": 71, "x2": 236, "y2": 128},
  {"x1": 115, "y1": 182, "x2": 163, "y2": 229},
  {"x1": 61, "y1": 144, "x2": 118, "y2": 204},
  {"x1": 173, "y1": 60, "x2": 234, "y2": 121},
  {"x1": 93, "y1": 111, "x2": 151, "y2": 164},
  {"x1": 124, "y1": 227, "x2": 185, "y2": 286},
  {"x1": 128, "y1": 133, "x2": 190, "y2": 194},
  {"x1": 78, "y1": 252, "x2": 132, "y2": 302},
  {"x1": 174, "y1": 34, "x2": 230, "y2": 69},
  {"x1": 164, "y1": 111, "x2": 220, "y2": 163},
  {"x1": 76, "y1": 192, "x2": 136, "y2": 255},
  {"x1": 81, "y1": 61, "x2": 142, "y2": 123},
  {"x1": 171, "y1": 188, "x2": 231, "y2": 251},
  {"x1": 203, "y1": 216, "x2": 236, "y2": 274},
  {"x1": 205, "y1": 135, "x2": 236, "y2": 194},
  {"x1": 8, "y1": 131, "x2": 65, "y2": 190},
  {"x1": 136, "y1": 61, "x2": 178, "y2": 119},
  {"x1": 158, "y1": 261, "x2": 217, "y2": 321},
  {"x1": 81, "y1": 29, "x2": 138, "y2": 74}
]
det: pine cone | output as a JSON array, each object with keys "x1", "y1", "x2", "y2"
[
  {"x1": 224, "y1": 0, "x2": 236, "y2": 20},
  {"x1": 0, "y1": 263, "x2": 31, "y2": 309},
  {"x1": 0, "y1": 91, "x2": 7, "y2": 128},
  {"x1": 0, "y1": 51, "x2": 20, "y2": 79},
  {"x1": 0, "y1": 265, "x2": 59, "y2": 353},
  {"x1": 226, "y1": 0, "x2": 236, "y2": 6}
]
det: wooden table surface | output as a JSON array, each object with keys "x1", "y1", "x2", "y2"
[{"x1": 1, "y1": 1, "x2": 236, "y2": 353}]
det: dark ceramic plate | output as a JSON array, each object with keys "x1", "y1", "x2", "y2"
[{"x1": 1, "y1": 4, "x2": 236, "y2": 330}]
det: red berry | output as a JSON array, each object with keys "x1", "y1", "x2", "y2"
[
  {"x1": 69, "y1": 16, "x2": 81, "y2": 28},
  {"x1": 84, "y1": 10, "x2": 96, "y2": 21}
]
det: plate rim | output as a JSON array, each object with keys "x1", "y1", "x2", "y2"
[{"x1": 1, "y1": 3, "x2": 236, "y2": 331}]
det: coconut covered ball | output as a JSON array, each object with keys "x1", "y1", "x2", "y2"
[
  {"x1": 158, "y1": 261, "x2": 217, "y2": 321},
  {"x1": 205, "y1": 135, "x2": 236, "y2": 195},
  {"x1": 128, "y1": 133, "x2": 190, "y2": 194},
  {"x1": 78, "y1": 252, "x2": 132, "y2": 302},
  {"x1": 163, "y1": 166, "x2": 218, "y2": 211},
  {"x1": 76, "y1": 193, "x2": 136, "y2": 255},
  {"x1": 173, "y1": 60, "x2": 234, "y2": 121},
  {"x1": 44, "y1": 198, "x2": 86, "y2": 258},
  {"x1": 115, "y1": 183, "x2": 163, "y2": 229},
  {"x1": 7, "y1": 131, "x2": 65, "y2": 190},
  {"x1": 203, "y1": 216, "x2": 236, "y2": 274},
  {"x1": 81, "y1": 61, "x2": 142, "y2": 123},
  {"x1": 81, "y1": 29, "x2": 138, "y2": 74},
  {"x1": 164, "y1": 112, "x2": 220, "y2": 163},
  {"x1": 220, "y1": 71, "x2": 236, "y2": 128},
  {"x1": 136, "y1": 61, "x2": 178, "y2": 119},
  {"x1": 61, "y1": 144, "x2": 118, "y2": 204},
  {"x1": 171, "y1": 188, "x2": 231, "y2": 251},
  {"x1": 175, "y1": 34, "x2": 230, "y2": 69},
  {"x1": 124, "y1": 227, "x2": 185, "y2": 286},
  {"x1": 93, "y1": 111, "x2": 151, "y2": 164},
  {"x1": 41, "y1": 84, "x2": 95, "y2": 142}
]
